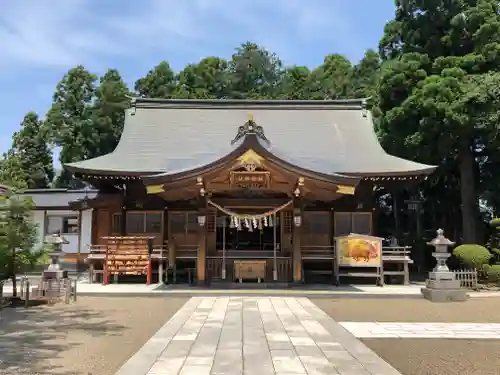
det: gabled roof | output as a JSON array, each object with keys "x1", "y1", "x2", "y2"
[{"x1": 65, "y1": 98, "x2": 436, "y2": 178}]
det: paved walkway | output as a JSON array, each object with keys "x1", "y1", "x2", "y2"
[
  {"x1": 339, "y1": 322, "x2": 500, "y2": 339},
  {"x1": 115, "y1": 296, "x2": 402, "y2": 375},
  {"x1": 6, "y1": 280, "x2": 500, "y2": 298}
]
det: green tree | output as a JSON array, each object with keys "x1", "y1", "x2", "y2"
[
  {"x1": 92, "y1": 69, "x2": 130, "y2": 155},
  {"x1": 7, "y1": 112, "x2": 54, "y2": 189},
  {"x1": 135, "y1": 61, "x2": 177, "y2": 98},
  {"x1": 0, "y1": 151, "x2": 28, "y2": 190},
  {"x1": 227, "y1": 42, "x2": 284, "y2": 99},
  {"x1": 307, "y1": 54, "x2": 353, "y2": 99},
  {"x1": 278, "y1": 66, "x2": 312, "y2": 99},
  {"x1": 44, "y1": 65, "x2": 97, "y2": 187},
  {"x1": 376, "y1": 0, "x2": 500, "y2": 243},
  {"x1": 176, "y1": 57, "x2": 229, "y2": 99},
  {"x1": 0, "y1": 193, "x2": 47, "y2": 297},
  {"x1": 351, "y1": 49, "x2": 381, "y2": 98}
]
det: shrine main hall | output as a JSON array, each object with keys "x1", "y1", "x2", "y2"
[{"x1": 66, "y1": 98, "x2": 435, "y2": 285}]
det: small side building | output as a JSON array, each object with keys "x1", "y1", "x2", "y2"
[{"x1": 19, "y1": 188, "x2": 97, "y2": 262}]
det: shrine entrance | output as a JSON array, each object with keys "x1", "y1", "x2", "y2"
[
  {"x1": 215, "y1": 212, "x2": 281, "y2": 251},
  {"x1": 206, "y1": 200, "x2": 293, "y2": 283}
]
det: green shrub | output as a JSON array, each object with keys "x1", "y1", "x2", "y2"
[
  {"x1": 452, "y1": 244, "x2": 492, "y2": 269},
  {"x1": 482, "y1": 264, "x2": 500, "y2": 284},
  {"x1": 489, "y1": 218, "x2": 500, "y2": 229}
]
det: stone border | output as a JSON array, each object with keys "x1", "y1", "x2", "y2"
[
  {"x1": 298, "y1": 298, "x2": 403, "y2": 375},
  {"x1": 114, "y1": 297, "x2": 201, "y2": 375}
]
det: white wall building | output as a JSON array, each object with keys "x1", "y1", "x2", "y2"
[{"x1": 20, "y1": 189, "x2": 97, "y2": 255}]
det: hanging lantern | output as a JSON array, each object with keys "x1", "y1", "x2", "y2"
[
  {"x1": 263, "y1": 216, "x2": 268, "y2": 227},
  {"x1": 252, "y1": 217, "x2": 258, "y2": 228},
  {"x1": 237, "y1": 218, "x2": 242, "y2": 231},
  {"x1": 258, "y1": 219, "x2": 263, "y2": 230},
  {"x1": 229, "y1": 216, "x2": 235, "y2": 228}
]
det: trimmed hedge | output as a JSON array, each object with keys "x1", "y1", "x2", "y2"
[
  {"x1": 452, "y1": 244, "x2": 492, "y2": 269},
  {"x1": 482, "y1": 264, "x2": 500, "y2": 284}
]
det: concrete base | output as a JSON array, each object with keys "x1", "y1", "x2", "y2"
[
  {"x1": 421, "y1": 287, "x2": 469, "y2": 302},
  {"x1": 428, "y1": 271, "x2": 456, "y2": 281},
  {"x1": 426, "y1": 279, "x2": 461, "y2": 289}
]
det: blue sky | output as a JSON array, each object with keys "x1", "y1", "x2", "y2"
[{"x1": 0, "y1": 0, "x2": 396, "y2": 163}]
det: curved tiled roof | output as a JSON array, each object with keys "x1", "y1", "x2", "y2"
[{"x1": 65, "y1": 99, "x2": 436, "y2": 178}]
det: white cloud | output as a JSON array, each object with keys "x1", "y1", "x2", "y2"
[{"x1": 0, "y1": 0, "x2": 360, "y2": 70}]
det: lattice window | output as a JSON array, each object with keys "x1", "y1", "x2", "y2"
[
  {"x1": 111, "y1": 213, "x2": 121, "y2": 234},
  {"x1": 125, "y1": 212, "x2": 163, "y2": 234},
  {"x1": 170, "y1": 212, "x2": 186, "y2": 233},
  {"x1": 207, "y1": 210, "x2": 216, "y2": 233},
  {"x1": 334, "y1": 212, "x2": 372, "y2": 236},
  {"x1": 302, "y1": 212, "x2": 330, "y2": 234},
  {"x1": 283, "y1": 211, "x2": 293, "y2": 234},
  {"x1": 145, "y1": 212, "x2": 162, "y2": 233},
  {"x1": 170, "y1": 212, "x2": 199, "y2": 234}
]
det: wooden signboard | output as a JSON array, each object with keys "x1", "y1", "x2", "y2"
[
  {"x1": 103, "y1": 237, "x2": 153, "y2": 284},
  {"x1": 335, "y1": 234, "x2": 383, "y2": 267}
]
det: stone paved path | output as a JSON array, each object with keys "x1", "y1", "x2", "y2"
[
  {"x1": 339, "y1": 322, "x2": 500, "y2": 339},
  {"x1": 115, "y1": 296, "x2": 401, "y2": 375}
]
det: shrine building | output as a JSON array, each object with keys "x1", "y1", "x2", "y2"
[{"x1": 65, "y1": 98, "x2": 435, "y2": 285}]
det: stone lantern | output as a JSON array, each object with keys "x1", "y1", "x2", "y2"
[
  {"x1": 421, "y1": 229, "x2": 468, "y2": 302},
  {"x1": 43, "y1": 233, "x2": 69, "y2": 280}
]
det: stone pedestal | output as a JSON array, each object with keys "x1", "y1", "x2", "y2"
[
  {"x1": 421, "y1": 230, "x2": 468, "y2": 302},
  {"x1": 421, "y1": 271, "x2": 468, "y2": 302}
]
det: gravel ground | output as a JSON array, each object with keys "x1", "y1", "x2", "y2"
[
  {"x1": 0, "y1": 296, "x2": 188, "y2": 375},
  {"x1": 362, "y1": 339, "x2": 500, "y2": 375},
  {"x1": 311, "y1": 298, "x2": 500, "y2": 375},
  {"x1": 311, "y1": 297, "x2": 500, "y2": 322}
]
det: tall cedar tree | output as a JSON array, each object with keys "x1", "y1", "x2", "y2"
[
  {"x1": 376, "y1": 0, "x2": 500, "y2": 243},
  {"x1": 10, "y1": 112, "x2": 54, "y2": 189}
]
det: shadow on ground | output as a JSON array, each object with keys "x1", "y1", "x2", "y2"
[{"x1": 0, "y1": 302, "x2": 126, "y2": 375}]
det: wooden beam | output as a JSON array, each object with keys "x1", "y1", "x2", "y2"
[
  {"x1": 197, "y1": 195, "x2": 208, "y2": 284},
  {"x1": 292, "y1": 197, "x2": 303, "y2": 283}
]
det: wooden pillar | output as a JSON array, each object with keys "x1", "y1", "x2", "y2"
[
  {"x1": 120, "y1": 187, "x2": 127, "y2": 235},
  {"x1": 197, "y1": 196, "x2": 207, "y2": 284},
  {"x1": 292, "y1": 198, "x2": 303, "y2": 283},
  {"x1": 169, "y1": 242, "x2": 177, "y2": 283},
  {"x1": 103, "y1": 254, "x2": 109, "y2": 285},
  {"x1": 146, "y1": 259, "x2": 152, "y2": 284},
  {"x1": 157, "y1": 208, "x2": 167, "y2": 284}
]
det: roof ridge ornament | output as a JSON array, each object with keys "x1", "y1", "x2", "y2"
[{"x1": 231, "y1": 112, "x2": 270, "y2": 145}]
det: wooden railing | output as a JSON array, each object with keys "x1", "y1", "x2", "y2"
[
  {"x1": 453, "y1": 268, "x2": 478, "y2": 289},
  {"x1": 300, "y1": 245, "x2": 335, "y2": 259},
  {"x1": 382, "y1": 246, "x2": 412, "y2": 260},
  {"x1": 381, "y1": 246, "x2": 413, "y2": 285},
  {"x1": 87, "y1": 243, "x2": 168, "y2": 259}
]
